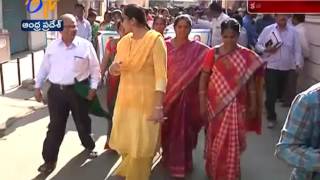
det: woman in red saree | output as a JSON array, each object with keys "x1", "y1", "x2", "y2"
[
  {"x1": 100, "y1": 21, "x2": 125, "y2": 150},
  {"x1": 199, "y1": 19, "x2": 264, "y2": 180},
  {"x1": 162, "y1": 15, "x2": 209, "y2": 179}
]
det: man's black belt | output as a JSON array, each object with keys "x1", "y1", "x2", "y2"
[{"x1": 50, "y1": 78, "x2": 89, "y2": 90}]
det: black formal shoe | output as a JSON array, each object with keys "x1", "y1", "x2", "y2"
[{"x1": 37, "y1": 162, "x2": 56, "y2": 173}]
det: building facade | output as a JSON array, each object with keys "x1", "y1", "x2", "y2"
[{"x1": 302, "y1": 15, "x2": 320, "y2": 89}]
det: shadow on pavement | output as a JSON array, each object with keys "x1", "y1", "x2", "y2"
[
  {"x1": 65, "y1": 115, "x2": 110, "y2": 144},
  {"x1": 1, "y1": 107, "x2": 48, "y2": 138},
  {"x1": 4, "y1": 88, "x2": 35, "y2": 100},
  {"x1": 50, "y1": 150, "x2": 119, "y2": 180},
  {"x1": 31, "y1": 172, "x2": 51, "y2": 180}
]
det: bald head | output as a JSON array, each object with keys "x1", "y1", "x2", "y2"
[
  {"x1": 60, "y1": 13, "x2": 77, "y2": 24},
  {"x1": 59, "y1": 14, "x2": 77, "y2": 45}
]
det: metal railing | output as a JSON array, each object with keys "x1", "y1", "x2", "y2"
[{"x1": 0, "y1": 48, "x2": 46, "y2": 95}]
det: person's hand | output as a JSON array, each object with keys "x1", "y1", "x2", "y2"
[
  {"x1": 199, "y1": 95, "x2": 209, "y2": 122},
  {"x1": 86, "y1": 89, "x2": 97, "y2": 101},
  {"x1": 109, "y1": 61, "x2": 122, "y2": 76},
  {"x1": 147, "y1": 107, "x2": 166, "y2": 123},
  {"x1": 35, "y1": 88, "x2": 43, "y2": 102},
  {"x1": 265, "y1": 46, "x2": 279, "y2": 54}
]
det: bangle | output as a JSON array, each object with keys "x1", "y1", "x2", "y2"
[{"x1": 155, "y1": 106, "x2": 163, "y2": 110}]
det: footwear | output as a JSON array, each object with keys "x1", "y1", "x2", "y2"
[
  {"x1": 267, "y1": 121, "x2": 277, "y2": 129},
  {"x1": 37, "y1": 162, "x2": 56, "y2": 173},
  {"x1": 85, "y1": 149, "x2": 98, "y2": 159}
]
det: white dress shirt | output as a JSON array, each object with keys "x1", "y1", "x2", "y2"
[
  {"x1": 256, "y1": 23, "x2": 303, "y2": 70},
  {"x1": 35, "y1": 36, "x2": 101, "y2": 89},
  {"x1": 76, "y1": 18, "x2": 92, "y2": 41},
  {"x1": 238, "y1": 27, "x2": 248, "y2": 47},
  {"x1": 295, "y1": 23, "x2": 310, "y2": 59},
  {"x1": 211, "y1": 12, "x2": 230, "y2": 46}
]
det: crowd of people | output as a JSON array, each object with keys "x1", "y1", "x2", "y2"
[{"x1": 33, "y1": 1, "x2": 318, "y2": 180}]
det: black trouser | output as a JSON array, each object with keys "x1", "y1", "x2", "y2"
[
  {"x1": 282, "y1": 70, "x2": 298, "y2": 105},
  {"x1": 42, "y1": 83, "x2": 95, "y2": 163},
  {"x1": 265, "y1": 69, "x2": 290, "y2": 121}
]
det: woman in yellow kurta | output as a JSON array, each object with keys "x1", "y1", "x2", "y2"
[{"x1": 108, "y1": 4, "x2": 167, "y2": 180}]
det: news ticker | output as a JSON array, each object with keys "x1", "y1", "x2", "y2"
[
  {"x1": 21, "y1": 20, "x2": 63, "y2": 32},
  {"x1": 248, "y1": 0, "x2": 320, "y2": 13}
]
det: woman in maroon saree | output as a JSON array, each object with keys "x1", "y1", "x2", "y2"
[
  {"x1": 199, "y1": 19, "x2": 264, "y2": 180},
  {"x1": 162, "y1": 15, "x2": 209, "y2": 179}
]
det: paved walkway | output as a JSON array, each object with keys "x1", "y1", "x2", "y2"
[{"x1": 0, "y1": 87, "x2": 293, "y2": 180}]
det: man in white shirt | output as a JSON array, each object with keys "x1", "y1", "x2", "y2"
[
  {"x1": 207, "y1": 2, "x2": 230, "y2": 46},
  {"x1": 282, "y1": 14, "x2": 310, "y2": 106},
  {"x1": 34, "y1": 14, "x2": 101, "y2": 173},
  {"x1": 256, "y1": 14, "x2": 302, "y2": 129},
  {"x1": 74, "y1": 3, "x2": 92, "y2": 41}
]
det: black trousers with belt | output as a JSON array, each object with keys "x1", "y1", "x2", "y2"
[
  {"x1": 42, "y1": 82, "x2": 95, "y2": 163},
  {"x1": 265, "y1": 69, "x2": 290, "y2": 121}
]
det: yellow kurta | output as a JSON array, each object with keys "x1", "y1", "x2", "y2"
[{"x1": 109, "y1": 30, "x2": 167, "y2": 159}]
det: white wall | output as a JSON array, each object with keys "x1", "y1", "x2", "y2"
[{"x1": 301, "y1": 15, "x2": 320, "y2": 89}]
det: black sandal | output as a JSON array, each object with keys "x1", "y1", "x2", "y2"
[
  {"x1": 85, "y1": 149, "x2": 98, "y2": 159},
  {"x1": 37, "y1": 162, "x2": 56, "y2": 173}
]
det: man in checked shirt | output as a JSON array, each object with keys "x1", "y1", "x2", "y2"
[{"x1": 276, "y1": 83, "x2": 320, "y2": 180}]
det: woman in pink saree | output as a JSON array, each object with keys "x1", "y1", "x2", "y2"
[
  {"x1": 162, "y1": 15, "x2": 209, "y2": 179},
  {"x1": 199, "y1": 19, "x2": 264, "y2": 180}
]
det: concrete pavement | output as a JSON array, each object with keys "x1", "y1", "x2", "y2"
[
  {"x1": 0, "y1": 87, "x2": 293, "y2": 180},
  {"x1": 0, "y1": 88, "x2": 45, "y2": 135}
]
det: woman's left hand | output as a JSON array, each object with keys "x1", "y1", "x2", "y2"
[{"x1": 147, "y1": 108, "x2": 166, "y2": 123}]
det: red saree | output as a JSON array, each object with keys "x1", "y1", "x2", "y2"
[
  {"x1": 203, "y1": 46, "x2": 263, "y2": 180},
  {"x1": 162, "y1": 40, "x2": 209, "y2": 178},
  {"x1": 104, "y1": 39, "x2": 120, "y2": 149},
  {"x1": 105, "y1": 39, "x2": 120, "y2": 117}
]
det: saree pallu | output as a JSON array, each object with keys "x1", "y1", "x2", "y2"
[
  {"x1": 204, "y1": 46, "x2": 263, "y2": 180},
  {"x1": 162, "y1": 40, "x2": 209, "y2": 177}
]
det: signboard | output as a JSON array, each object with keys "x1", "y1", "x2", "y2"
[
  {"x1": 164, "y1": 29, "x2": 212, "y2": 46},
  {"x1": 25, "y1": 0, "x2": 59, "y2": 19},
  {"x1": 24, "y1": 0, "x2": 62, "y2": 32},
  {"x1": 97, "y1": 28, "x2": 213, "y2": 62},
  {"x1": 97, "y1": 31, "x2": 119, "y2": 62}
]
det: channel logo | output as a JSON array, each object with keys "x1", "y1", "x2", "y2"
[{"x1": 21, "y1": 20, "x2": 63, "y2": 32}]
